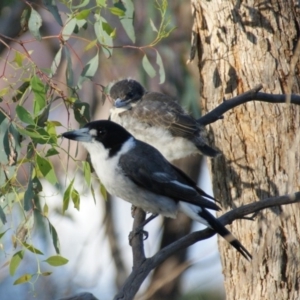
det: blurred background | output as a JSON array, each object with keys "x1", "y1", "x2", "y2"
[{"x1": 0, "y1": 1, "x2": 225, "y2": 299}]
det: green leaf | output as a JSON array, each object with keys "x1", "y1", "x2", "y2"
[
  {"x1": 44, "y1": 255, "x2": 68, "y2": 266},
  {"x1": 100, "y1": 183, "x2": 107, "y2": 201},
  {"x1": 31, "y1": 76, "x2": 46, "y2": 115},
  {"x1": 0, "y1": 111, "x2": 21, "y2": 186},
  {"x1": 50, "y1": 46, "x2": 62, "y2": 76},
  {"x1": 45, "y1": 148, "x2": 59, "y2": 157},
  {"x1": 142, "y1": 54, "x2": 156, "y2": 78},
  {"x1": 94, "y1": 15, "x2": 113, "y2": 58},
  {"x1": 13, "y1": 52, "x2": 26, "y2": 67},
  {"x1": 16, "y1": 105, "x2": 35, "y2": 125},
  {"x1": 0, "y1": 206, "x2": 6, "y2": 225},
  {"x1": 96, "y1": 0, "x2": 106, "y2": 6},
  {"x1": 76, "y1": 9, "x2": 91, "y2": 20},
  {"x1": 13, "y1": 273, "x2": 32, "y2": 285},
  {"x1": 77, "y1": 53, "x2": 99, "y2": 88},
  {"x1": 32, "y1": 176, "x2": 42, "y2": 193},
  {"x1": 74, "y1": 19, "x2": 87, "y2": 32},
  {"x1": 73, "y1": 101, "x2": 91, "y2": 126},
  {"x1": 42, "y1": 0, "x2": 63, "y2": 26},
  {"x1": 64, "y1": 47, "x2": 74, "y2": 87},
  {"x1": 90, "y1": 184, "x2": 96, "y2": 204},
  {"x1": 46, "y1": 121, "x2": 62, "y2": 127},
  {"x1": 43, "y1": 203, "x2": 48, "y2": 217},
  {"x1": 20, "y1": 7, "x2": 30, "y2": 33},
  {"x1": 0, "y1": 229, "x2": 9, "y2": 239},
  {"x1": 63, "y1": 178, "x2": 74, "y2": 213},
  {"x1": 9, "y1": 250, "x2": 25, "y2": 276},
  {"x1": 22, "y1": 242, "x2": 44, "y2": 255},
  {"x1": 16, "y1": 211, "x2": 34, "y2": 243},
  {"x1": 12, "y1": 81, "x2": 30, "y2": 103},
  {"x1": 109, "y1": 7, "x2": 125, "y2": 16},
  {"x1": 72, "y1": 0, "x2": 90, "y2": 9},
  {"x1": 149, "y1": 18, "x2": 158, "y2": 32},
  {"x1": 48, "y1": 220, "x2": 60, "y2": 254},
  {"x1": 28, "y1": 8, "x2": 42, "y2": 41},
  {"x1": 71, "y1": 189, "x2": 80, "y2": 210},
  {"x1": 119, "y1": 0, "x2": 135, "y2": 43},
  {"x1": 156, "y1": 51, "x2": 165, "y2": 84},
  {"x1": 62, "y1": 17, "x2": 77, "y2": 41},
  {"x1": 24, "y1": 177, "x2": 34, "y2": 211},
  {"x1": 36, "y1": 154, "x2": 58, "y2": 185},
  {"x1": 35, "y1": 103, "x2": 51, "y2": 127},
  {"x1": 17, "y1": 126, "x2": 55, "y2": 144},
  {"x1": 84, "y1": 39, "x2": 98, "y2": 52},
  {"x1": 83, "y1": 161, "x2": 91, "y2": 188},
  {"x1": 0, "y1": 87, "x2": 9, "y2": 97}
]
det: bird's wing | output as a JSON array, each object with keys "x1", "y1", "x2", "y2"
[
  {"x1": 131, "y1": 92, "x2": 200, "y2": 138},
  {"x1": 119, "y1": 143, "x2": 220, "y2": 211}
]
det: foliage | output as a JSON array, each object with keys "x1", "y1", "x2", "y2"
[{"x1": 0, "y1": 0, "x2": 174, "y2": 289}]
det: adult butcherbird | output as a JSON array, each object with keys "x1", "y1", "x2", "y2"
[
  {"x1": 109, "y1": 79, "x2": 219, "y2": 161},
  {"x1": 62, "y1": 120, "x2": 251, "y2": 260}
]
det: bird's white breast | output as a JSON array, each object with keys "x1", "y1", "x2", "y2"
[
  {"x1": 110, "y1": 109, "x2": 197, "y2": 161},
  {"x1": 83, "y1": 137, "x2": 178, "y2": 217}
]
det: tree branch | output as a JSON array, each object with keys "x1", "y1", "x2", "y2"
[
  {"x1": 114, "y1": 192, "x2": 300, "y2": 300},
  {"x1": 198, "y1": 86, "x2": 300, "y2": 126},
  {"x1": 130, "y1": 207, "x2": 147, "y2": 269}
]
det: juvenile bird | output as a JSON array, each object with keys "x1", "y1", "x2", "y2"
[
  {"x1": 109, "y1": 79, "x2": 219, "y2": 161},
  {"x1": 63, "y1": 120, "x2": 251, "y2": 260}
]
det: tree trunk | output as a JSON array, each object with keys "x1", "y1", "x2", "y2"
[{"x1": 192, "y1": 0, "x2": 300, "y2": 299}]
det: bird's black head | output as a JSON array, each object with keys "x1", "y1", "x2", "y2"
[
  {"x1": 62, "y1": 120, "x2": 133, "y2": 157},
  {"x1": 110, "y1": 79, "x2": 145, "y2": 108}
]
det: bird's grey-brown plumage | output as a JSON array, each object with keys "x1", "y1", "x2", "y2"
[{"x1": 110, "y1": 79, "x2": 219, "y2": 161}]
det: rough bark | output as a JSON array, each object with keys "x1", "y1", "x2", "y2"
[{"x1": 192, "y1": 0, "x2": 300, "y2": 299}]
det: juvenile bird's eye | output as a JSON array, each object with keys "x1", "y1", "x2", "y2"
[{"x1": 127, "y1": 92, "x2": 134, "y2": 98}]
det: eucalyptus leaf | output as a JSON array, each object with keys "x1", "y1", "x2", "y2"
[
  {"x1": 36, "y1": 155, "x2": 58, "y2": 185},
  {"x1": 10, "y1": 251, "x2": 25, "y2": 276},
  {"x1": 13, "y1": 273, "x2": 32, "y2": 285},
  {"x1": 156, "y1": 51, "x2": 165, "y2": 83},
  {"x1": 142, "y1": 54, "x2": 156, "y2": 78},
  {"x1": 44, "y1": 255, "x2": 68, "y2": 266},
  {"x1": 31, "y1": 76, "x2": 46, "y2": 115},
  {"x1": 42, "y1": 0, "x2": 63, "y2": 26},
  {"x1": 48, "y1": 220, "x2": 60, "y2": 254},
  {"x1": 62, "y1": 17, "x2": 76, "y2": 41},
  {"x1": 28, "y1": 8, "x2": 42, "y2": 41},
  {"x1": 50, "y1": 46, "x2": 63, "y2": 76},
  {"x1": 77, "y1": 53, "x2": 99, "y2": 89},
  {"x1": 73, "y1": 101, "x2": 91, "y2": 126},
  {"x1": 63, "y1": 178, "x2": 74, "y2": 213},
  {"x1": 119, "y1": 0, "x2": 135, "y2": 43}
]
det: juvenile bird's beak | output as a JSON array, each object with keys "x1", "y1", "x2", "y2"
[
  {"x1": 62, "y1": 128, "x2": 92, "y2": 142},
  {"x1": 115, "y1": 98, "x2": 131, "y2": 108}
]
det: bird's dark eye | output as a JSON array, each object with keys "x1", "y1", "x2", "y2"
[
  {"x1": 98, "y1": 129, "x2": 107, "y2": 137},
  {"x1": 127, "y1": 91, "x2": 134, "y2": 98}
]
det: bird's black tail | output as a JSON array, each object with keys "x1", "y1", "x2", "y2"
[{"x1": 199, "y1": 209, "x2": 252, "y2": 260}]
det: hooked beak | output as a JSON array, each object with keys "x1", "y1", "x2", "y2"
[
  {"x1": 114, "y1": 98, "x2": 131, "y2": 108},
  {"x1": 62, "y1": 127, "x2": 92, "y2": 142}
]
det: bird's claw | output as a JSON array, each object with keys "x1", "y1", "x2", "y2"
[{"x1": 129, "y1": 228, "x2": 149, "y2": 245}]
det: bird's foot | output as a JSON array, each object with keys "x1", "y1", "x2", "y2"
[{"x1": 129, "y1": 228, "x2": 149, "y2": 246}]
